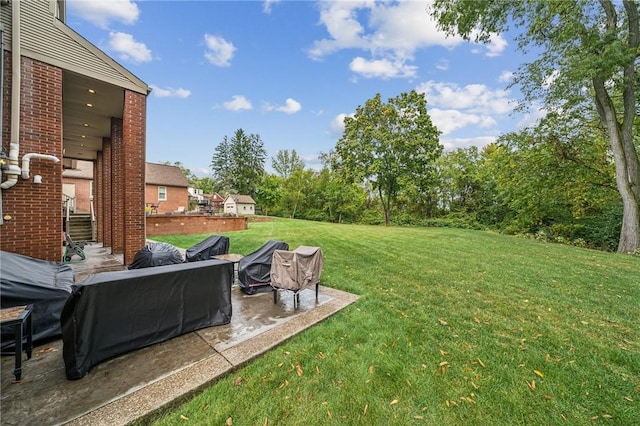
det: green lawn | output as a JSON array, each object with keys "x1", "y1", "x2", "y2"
[{"x1": 150, "y1": 218, "x2": 639, "y2": 425}]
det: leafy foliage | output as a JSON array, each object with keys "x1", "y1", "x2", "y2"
[
  {"x1": 429, "y1": 0, "x2": 639, "y2": 252},
  {"x1": 331, "y1": 90, "x2": 442, "y2": 225},
  {"x1": 272, "y1": 149, "x2": 304, "y2": 179},
  {"x1": 210, "y1": 129, "x2": 267, "y2": 197}
]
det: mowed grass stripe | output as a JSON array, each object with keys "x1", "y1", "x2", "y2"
[{"x1": 150, "y1": 218, "x2": 639, "y2": 425}]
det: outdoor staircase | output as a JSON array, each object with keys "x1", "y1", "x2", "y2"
[{"x1": 66, "y1": 213, "x2": 94, "y2": 242}]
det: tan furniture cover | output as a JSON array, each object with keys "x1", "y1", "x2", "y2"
[{"x1": 270, "y1": 246, "x2": 323, "y2": 291}]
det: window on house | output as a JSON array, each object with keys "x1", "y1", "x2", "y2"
[{"x1": 158, "y1": 186, "x2": 167, "y2": 201}]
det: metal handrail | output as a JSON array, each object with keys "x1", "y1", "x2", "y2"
[
  {"x1": 64, "y1": 198, "x2": 70, "y2": 235},
  {"x1": 90, "y1": 199, "x2": 97, "y2": 241}
]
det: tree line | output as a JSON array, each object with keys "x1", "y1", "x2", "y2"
[{"x1": 179, "y1": 0, "x2": 638, "y2": 254}]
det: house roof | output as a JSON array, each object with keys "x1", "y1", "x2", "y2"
[
  {"x1": 145, "y1": 163, "x2": 189, "y2": 188},
  {"x1": 211, "y1": 193, "x2": 224, "y2": 202},
  {"x1": 225, "y1": 194, "x2": 256, "y2": 204},
  {"x1": 62, "y1": 160, "x2": 93, "y2": 179}
]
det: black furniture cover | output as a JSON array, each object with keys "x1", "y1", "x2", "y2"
[
  {"x1": 128, "y1": 242, "x2": 184, "y2": 269},
  {"x1": 1, "y1": 251, "x2": 74, "y2": 352},
  {"x1": 61, "y1": 259, "x2": 233, "y2": 379},
  {"x1": 237, "y1": 240, "x2": 289, "y2": 295},
  {"x1": 185, "y1": 234, "x2": 229, "y2": 262}
]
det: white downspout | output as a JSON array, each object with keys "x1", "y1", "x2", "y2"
[{"x1": 0, "y1": 0, "x2": 21, "y2": 190}]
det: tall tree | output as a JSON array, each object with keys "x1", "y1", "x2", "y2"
[
  {"x1": 435, "y1": 147, "x2": 483, "y2": 215},
  {"x1": 272, "y1": 149, "x2": 304, "y2": 179},
  {"x1": 210, "y1": 136, "x2": 234, "y2": 192},
  {"x1": 430, "y1": 0, "x2": 639, "y2": 253},
  {"x1": 254, "y1": 174, "x2": 283, "y2": 217},
  {"x1": 331, "y1": 90, "x2": 442, "y2": 225},
  {"x1": 210, "y1": 129, "x2": 267, "y2": 197}
]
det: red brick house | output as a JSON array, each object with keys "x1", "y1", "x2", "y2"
[
  {"x1": 0, "y1": 1, "x2": 149, "y2": 264},
  {"x1": 62, "y1": 160, "x2": 93, "y2": 213},
  {"x1": 209, "y1": 192, "x2": 224, "y2": 212},
  {"x1": 145, "y1": 163, "x2": 189, "y2": 214}
]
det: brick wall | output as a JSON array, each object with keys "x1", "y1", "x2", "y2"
[
  {"x1": 145, "y1": 184, "x2": 189, "y2": 213},
  {"x1": 95, "y1": 153, "x2": 103, "y2": 242},
  {"x1": 100, "y1": 139, "x2": 113, "y2": 248},
  {"x1": 145, "y1": 215, "x2": 248, "y2": 237},
  {"x1": 0, "y1": 57, "x2": 63, "y2": 261},
  {"x1": 121, "y1": 90, "x2": 146, "y2": 265},
  {"x1": 63, "y1": 177, "x2": 92, "y2": 212},
  {"x1": 110, "y1": 118, "x2": 124, "y2": 254}
]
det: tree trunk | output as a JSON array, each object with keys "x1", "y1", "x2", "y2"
[
  {"x1": 593, "y1": 77, "x2": 640, "y2": 253},
  {"x1": 378, "y1": 185, "x2": 391, "y2": 226}
]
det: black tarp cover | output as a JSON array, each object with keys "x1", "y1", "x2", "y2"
[
  {"x1": 185, "y1": 234, "x2": 229, "y2": 262},
  {"x1": 61, "y1": 259, "x2": 233, "y2": 379},
  {"x1": 237, "y1": 240, "x2": 289, "y2": 295},
  {"x1": 1, "y1": 250, "x2": 74, "y2": 351},
  {"x1": 128, "y1": 242, "x2": 184, "y2": 269}
]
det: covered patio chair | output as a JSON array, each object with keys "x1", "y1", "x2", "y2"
[
  {"x1": 270, "y1": 246, "x2": 323, "y2": 309},
  {"x1": 237, "y1": 240, "x2": 289, "y2": 295}
]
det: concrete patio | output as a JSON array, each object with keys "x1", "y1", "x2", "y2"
[{"x1": 0, "y1": 244, "x2": 359, "y2": 425}]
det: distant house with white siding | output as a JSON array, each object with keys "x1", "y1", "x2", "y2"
[{"x1": 223, "y1": 194, "x2": 256, "y2": 215}]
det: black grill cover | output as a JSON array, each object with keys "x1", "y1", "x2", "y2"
[
  {"x1": 128, "y1": 242, "x2": 184, "y2": 269},
  {"x1": 185, "y1": 235, "x2": 229, "y2": 262},
  {"x1": 61, "y1": 259, "x2": 233, "y2": 379},
  {"x1": 1, "y1": 251, "x2": 74, "y2": 351},
  {"x1": 237, "y1": 240, "x2": 289, "y2": 295}
]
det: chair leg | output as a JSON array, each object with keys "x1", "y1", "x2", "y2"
[{"x1": 273, "y1": 288, "x2": 278, "y2": 304}]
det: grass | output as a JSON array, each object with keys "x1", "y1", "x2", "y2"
[{"x1": 150, "y1": 218, "x2": 639, "y2": 425}]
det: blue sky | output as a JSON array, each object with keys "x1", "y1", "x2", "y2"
[{"x1": 66, "y1": 0, "x2": 543, "y2": 177}]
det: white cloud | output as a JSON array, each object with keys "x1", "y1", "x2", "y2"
[
  {"x1": 543, "y1": 69, "x2": 560, "y2": 89},
  {"x1": 67, "y1": 0, "x2": 139, "y2": 28},
  {"x1": 223, "y1": 95, "x2": 253, "y2": 111},
  {"x1": 277, "y1": 98, "x2": 302, "y2": 114},
  {"x1": 265, "y1": 98, "x2": 302, "y2": 114},
  {"x1": 330, "y1": 113, "x2": 353, "y2": 136},
  {"x1": 485, "y1": 33, "x2": 508, "y2": 57},
  {"x1": 349, "y1": 57, "x2": 417, "y2": 79},
  {"x1": 109, "y1": 32, "x2": 152, "y2": 63},
  {"x1": 498, "y1": 71, "x2": 514, "y2": 83},
  {"x1": 417, "y1": 80, "x2": 514, "y2": 115},
  {"x1": 308, "y1": 1, "x2": 461, "y2": 61},
  {"x1": 308, "y1": 2, "x2": 507, "y2": 79},
  {"x1": 440, "y1": 136, "x2": 497, "y2": 151},
  {"x1": 517, "y1": 103, "x2": 548, "y2": 129},
  {"x1": 429, "y1": 108, "x2": 496, "y2": 136},
  {"x1": 150, "y1": 85, "x2": 191, "y2": 98},
  {"x1": 263, "y1": 0, "x2": 281, "y2": 14},
  {"x1": 204, "y1": 34, "x2": 236, "y2": 67},
  {"x1": 435, "y1": 59, "x2": 449, "y2": 71}
]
